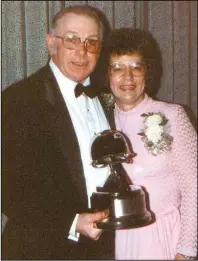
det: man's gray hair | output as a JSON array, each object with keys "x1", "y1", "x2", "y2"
[{"x1": 49, "y1": 5, "x2": 104, "y2": 40}]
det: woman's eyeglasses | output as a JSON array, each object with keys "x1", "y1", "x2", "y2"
[
  {"x1": 54, "y1": 33, "x2": 101, "y2": 54},
  {"x1": 109, "y1": 61, "x2": 146, "y2": 78}
]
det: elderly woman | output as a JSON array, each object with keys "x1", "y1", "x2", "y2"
[{"x1": 104, "y1": 28, "x2": 197, "y2": 260}]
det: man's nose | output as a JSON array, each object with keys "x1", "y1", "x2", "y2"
[{"x1": 77, "y1": 42, "x2": 87, "y2": 55}]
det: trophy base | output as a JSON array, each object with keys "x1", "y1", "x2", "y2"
[
  {"x1": 91, "y1": 185, "x2": 153, "y2": 230},
  {"x1": 95, "y1": 212, "x2": 152, "y2": 230}
]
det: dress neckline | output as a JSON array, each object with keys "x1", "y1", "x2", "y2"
[{"x1": 115, "y1": 94, "x2": 152, "y2": 116}]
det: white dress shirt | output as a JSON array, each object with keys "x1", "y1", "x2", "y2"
[{"x1": 49, "y1": 60, "x2": 111, "y2": 241}]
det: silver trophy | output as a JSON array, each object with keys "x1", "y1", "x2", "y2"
[{"x1": 90, "y1": 130, "x2": 153, "y2": 230}]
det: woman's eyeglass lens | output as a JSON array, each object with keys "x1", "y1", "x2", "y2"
[
  {"x1": 55, "y1": 33, "x2": 101, "y2": 54},
  {"x1": 109, "y1": 62, "x2": 146, "y2": 77}
]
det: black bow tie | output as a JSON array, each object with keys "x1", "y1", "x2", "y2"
[{"x1": 74, "y1": 83, "x2": 98, "y2": 98}]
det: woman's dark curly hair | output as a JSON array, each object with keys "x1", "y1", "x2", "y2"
[{"x1": 105, "y1": 28, "x2": 163, "y2": 97}]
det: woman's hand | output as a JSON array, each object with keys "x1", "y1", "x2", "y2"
[{"x1": 175, "y1": 253, "x2": 196, "y2": 260}]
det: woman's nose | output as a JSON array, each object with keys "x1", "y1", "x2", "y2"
[{"x1": 123, "y1": 67, "x2": 134, "y2": 78}]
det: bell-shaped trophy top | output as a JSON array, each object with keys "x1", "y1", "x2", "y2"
[
  {"x1": 91, "y1": 130, "x2": 136, "y2": 193},
  {"x1": 91, "y1": 129, "x2": 136, "y2": 168}
]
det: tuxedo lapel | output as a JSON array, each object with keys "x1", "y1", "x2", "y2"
[{"x1": 41, "y1": 66, "x2": 88, "y2": 207}]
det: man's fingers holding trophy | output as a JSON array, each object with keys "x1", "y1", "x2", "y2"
[
  {"x1": 76, "y1": 210, "x2": 109, "y2": 240},
  {"x1": 93, "y1": 209, "x2": 109, "y2": 228}
]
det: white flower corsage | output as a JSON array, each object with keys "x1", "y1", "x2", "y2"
[{"x1": 138, "y1": 112, "x2": 173, "y2": 156}]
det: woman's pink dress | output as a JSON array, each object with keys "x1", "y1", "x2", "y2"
[{"x1": 115, "y1": 94, "x2": 197, "y2": 259}]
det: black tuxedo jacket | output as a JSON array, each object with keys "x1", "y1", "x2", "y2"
[{"x1": 2, "y1": 64, "x2": 115, "y2": 260}]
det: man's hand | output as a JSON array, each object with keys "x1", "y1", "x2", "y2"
[{"x1": 76, "y1": 210, "x2": 109, "y2": 240}]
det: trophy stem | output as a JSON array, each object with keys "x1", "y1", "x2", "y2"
[{"x1": 109, "y1": 163, "x2": 131, "y2": 192}]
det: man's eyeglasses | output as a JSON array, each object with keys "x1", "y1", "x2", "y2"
[
  {"x1": 109, "y1": 61, "x2": 146, "y2": 78},
  {"x1": 54, "y1": 33, "x2": 101, "y2": 54}
]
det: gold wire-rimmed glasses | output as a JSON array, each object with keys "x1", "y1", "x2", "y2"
[{"x1": 54, "y1": 33, "x2": 101, "y2": 54}]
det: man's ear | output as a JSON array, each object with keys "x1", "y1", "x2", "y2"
[{"x1": 46, "y1": 34, "x2": 56, "y2": 55}]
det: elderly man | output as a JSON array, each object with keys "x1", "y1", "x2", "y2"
[{"x1": 2, "y1": 5, "x2": 114, "y2": 260}]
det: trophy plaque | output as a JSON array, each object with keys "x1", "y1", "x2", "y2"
[{"x1": 90, "y1": 130, "x2": 153, "y2": 230}]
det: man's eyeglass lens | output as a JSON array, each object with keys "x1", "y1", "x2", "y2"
[
  {"x1": 55, "y1": 33, "x2": 100, "y2": 53},
  {"x1": 109, "y1": 62, "x2": 145, "y2": 77}
]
